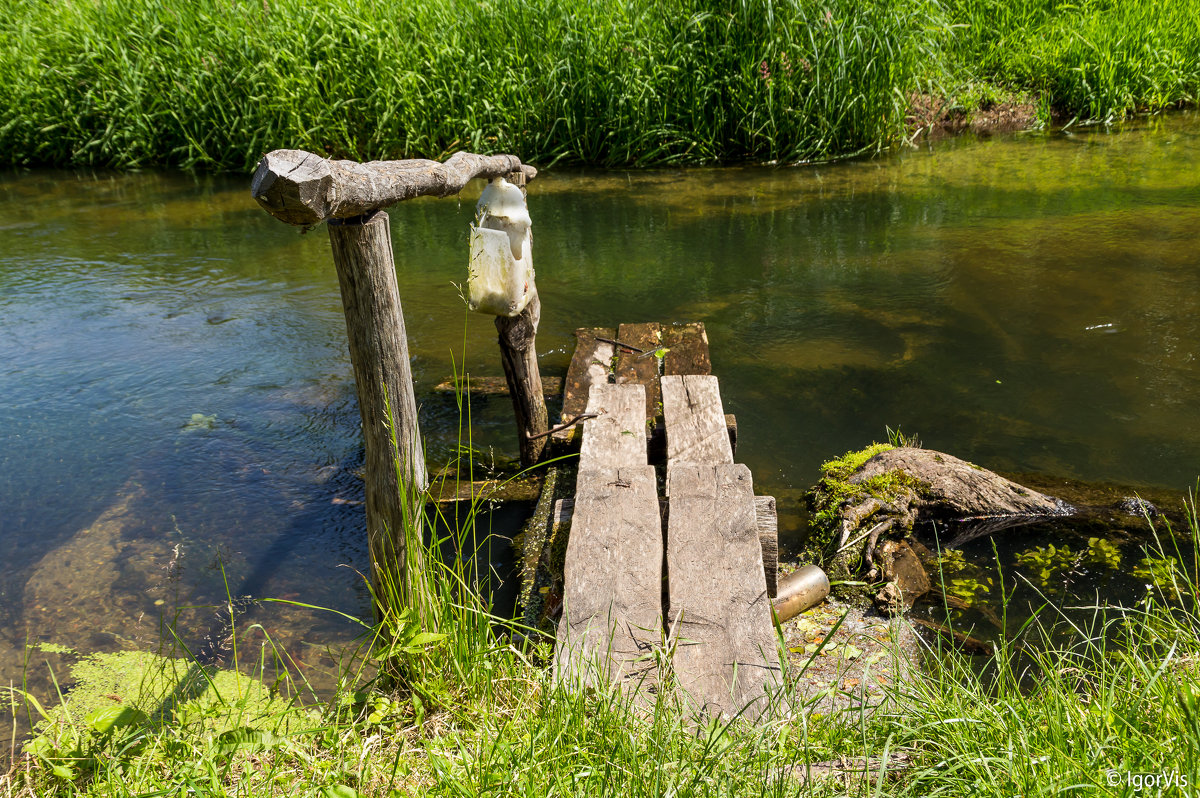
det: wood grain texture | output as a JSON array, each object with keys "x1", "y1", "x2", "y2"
[
  {"x1": 666, "y1": 463, "x2": 781, "y2": 721},
  {"x1": 433, "y1": 375, "x2": 563, "y2": 397},
  {"x1": 662, "y1": 322, "x2": 712, "y2": 376},
  {"x1": 755, "y1": 496, "x2": 779, "y2": 598},
  {"x1": 614, "y1": 322, "x2": 663, "y2": 419},
  {"x1": 554, "y1": 327, "x2": 615, "y2": 449},
  {"x1": 648, "y1": 413, "x2": 736, "y2": 464},
  {"x1": 554, "y1": 465, "x2": 662, "y2": 689},
  {"x1": 547, "y1": 491, "x2": 776, "y2": 594},
  {"x1": 428, "y1": 476, "x2": 542, "y2": 504},
  {"x1": 578, "y1": 383, "x2": 648, "y2": 469},
  {"x1": 252, "y1": 149, "x2": 538, "y2": 227},
  {"x1": 327, "y1": 211, "x2": 427, "y2": 604},
  {"x1": 495, "y1": 293, "x2": 549, "y2": 466},
  {"x1": 661, "y1": 375, "x2": 734, "y2": 466}
]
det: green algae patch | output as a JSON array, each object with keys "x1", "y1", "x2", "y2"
[{"x1": 23, "y1": 648, "x2": 319, "y2": 780}]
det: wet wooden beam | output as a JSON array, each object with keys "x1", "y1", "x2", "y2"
[
  {"x1": 662, "y1": 322, "x2": 712, "y2": 376},
  {"x1": 554, "y1": 327, "x2": 615, "y2": 449},
  {"x1": 613, "y1": 322, "x2": 663, "y2": 419},
  {"x1": 433, "y1": 375, "x2": 563, "y2": 397},
  {"x1": 428, "y1": 475, "x2": 542, "y2": 504}
]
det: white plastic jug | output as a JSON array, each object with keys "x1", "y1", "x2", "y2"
[{"x1": 468, "y1": 178, "x2": 534, "y2": 316}]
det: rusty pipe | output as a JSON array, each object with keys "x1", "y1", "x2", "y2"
[{"x1": 772, "y1": 565, "x2": 830, "y2": 624}]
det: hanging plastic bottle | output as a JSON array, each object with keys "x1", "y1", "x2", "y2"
[{"x1": 467, "y1": 177, "x2": 534, "y2": 316}]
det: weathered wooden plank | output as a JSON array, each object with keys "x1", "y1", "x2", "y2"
[
  {"x1": 666, "y1": 463, "x2": 781, "y2": 720},
  {"x1": 661, "y1": 375, "x2": 734, "y2": 466},
  {"x1": 648, "y1": 413, "x2": 737, "y2": 464},
  {"x1": 662, "y1": 322, "x2": 712, "y2": 376},
  {"x1": 427, "y1": 475, "x2": 542, "y2": 504},
  {"x1": 755, "y1": 496, "x2": 779, "y2": 599},
  {"x1": 561, "y1": 327, "x2": 616, "y2": 420},
  {"x1": 555, "y1": 465, "x2": 662, "y2": 688},
  {"x1": 614, "y1": 322, "x2": 663, "y2": 419},
  {"x1": 579, "y1": 383, "x2": 648, "y2": 469},
  {"x1": 554, "y1": 328, "x2": 616, "y2": 449},
  {"x1": 547, "y1": 491, "x2": 776, "y2": 596},
  {"x1": 434, "y1": 374, "x2": 563, "y2": 396}
]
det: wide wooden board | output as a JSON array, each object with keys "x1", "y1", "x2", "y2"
[
  {"x1": 551, "y1": 492, "x2": 776, "y2": 597},
  {"x1": 661, "y1": 375, "x2": 734, "y2": 466},
  {"x1": 561, "y1": 327, "x2": 615, "y2": 420},
  {"x1": 666, "y1": 463, "x2": 781, "y2": 720},
  {"x1": 554, "y1": 327, "x2": 615, "y2": 449},
  {"x1": 554, "y1": 465, "x2": 662, "y2": 689},
  {"x1": 613, "y1": 322, "x2": 663, "y2": 419},
  {"x1": 579, "y1": 383, "x2": 648, "y2": 469},
  {"x1": 662, "y1": 322, "x2": 712, "y2": 376}
]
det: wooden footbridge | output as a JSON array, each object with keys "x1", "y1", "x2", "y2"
[
  {"x1": 250, "y1": 150, "x2": 783, "y2": 721},
  {"x1": 546, "y1": 323, "x2": 782, "y2": 720}
]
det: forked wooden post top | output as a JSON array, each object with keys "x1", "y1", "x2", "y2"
[{"x1": 251, "y1": 148, "x2": 538, "y2": 227}]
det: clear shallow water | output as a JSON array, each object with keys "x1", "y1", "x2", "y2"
[{"x1": 2, "y1": 113, "x2": 1200, "y2": 740}]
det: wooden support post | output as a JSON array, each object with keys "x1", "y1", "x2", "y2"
[
  {"x1": 494, "y1": 169, "x2": 549, "y2": 468},
  {"x1": 328, "y1": 211, "x2": 427, "y2": 612}
]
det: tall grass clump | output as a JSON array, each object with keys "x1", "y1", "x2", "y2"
[
  {"x1": 938, "y1": 0, "x2": 1200, "y2": 120},
  {"x1": 0, "y1": 0, "x2": 936, "y2": 171}
]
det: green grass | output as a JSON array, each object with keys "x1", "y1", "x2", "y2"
[
  {"x1": 0, "y1": 0, "x2": 931, "y2": 171},
  {"x1": 4, "y1": 0, "x2": 1197, "y2": 172},
  {"x1": 935, "y1": 0, "x2": 1200, "y2": 122}
]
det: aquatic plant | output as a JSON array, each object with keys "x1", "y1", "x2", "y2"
[
  {"x1": 1133, "y1": 553, "x2": 1183, "y2": 601},
  {"x1": 1085, "y1": 536, "x2": 1122, "y2": 570},
  {"x1": 934, "y1": 548, "x2": 968, "y2": 574},
  {"x1": 1015, "y1": 543, "x2": 1082, "y2": 592}
]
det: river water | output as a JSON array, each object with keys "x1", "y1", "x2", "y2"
[{"x1": 2, "y1": 113, "x2": 1199, "y2": 740}]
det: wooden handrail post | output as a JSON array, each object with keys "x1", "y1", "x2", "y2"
[
  {"x1": 251, "y1": 148, "x2": 539, "y2": 614},
  {"x1": 494, "y1": 169, "x2": 549, "y2": 468},
  {"x1": 328, "y1": 211, "x2": 427, "y2": 613}
]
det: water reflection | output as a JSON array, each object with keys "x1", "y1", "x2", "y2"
[{"x1": 2, "y1": 112, "x2": 1199, "y2": 750}]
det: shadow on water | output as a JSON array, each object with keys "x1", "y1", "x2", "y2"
[{"x1": 909, "y1": 478, "x2": 1199, "y2": 661}]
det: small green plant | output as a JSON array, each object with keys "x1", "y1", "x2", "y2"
[
  {"x1": 944, "y1": 575, "x2": 993, "y2": 607},
  {"x1": 934, "y1": 548, "x2": 968, "y2": 574},
  {"x1": 1015, "y1": 543, "x2": 1082, "y2": 592},
  {"x1": 885, "y1": 425, "x2": 921, "y2": 448},
  {"x1": 1133, "y1": 554, "x2": 1183, "y2": 601},
  {"x1": 1084, "y1": 536, "x2": 1122, "y2": 570}
]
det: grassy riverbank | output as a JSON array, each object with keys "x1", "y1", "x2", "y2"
[
  {"x1": 5, "y1": 487, "x2": 1199, "y2": 796},
  {"x1": 1, "y1": 0, "x2": 1197, "y2": 171}
]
